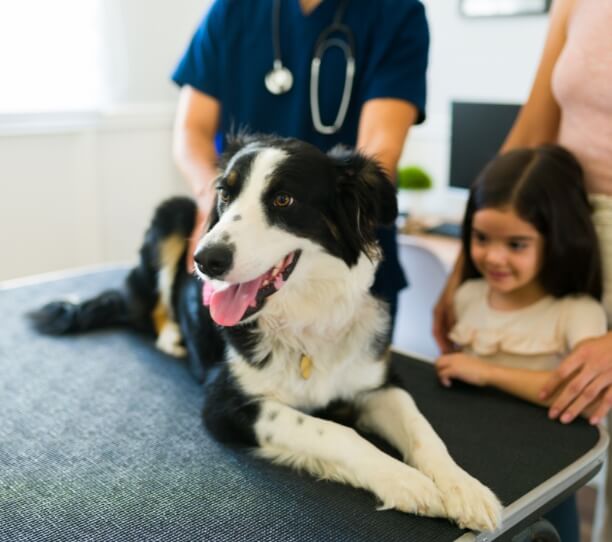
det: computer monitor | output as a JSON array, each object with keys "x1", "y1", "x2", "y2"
[{"x1": 448, "y1": 101, "x2": 521, "y2": 190}]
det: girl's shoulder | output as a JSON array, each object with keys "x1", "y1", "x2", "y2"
[
  {"x1": 557, "y1": 293, "x2": 604, "y2": 311},
  {"x1": 454, "y1": 278, "x2": 488, "y2": 314},
  {"x1": 547, "y1": 293, "x2": 607, "y2": 325},
  {"x1": 555, "y1": 294, "x2": 608, "y2": 348}
]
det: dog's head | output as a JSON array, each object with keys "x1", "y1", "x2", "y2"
[{"x1": 194, "y1": 135, "x2": 397, "y2": 327}]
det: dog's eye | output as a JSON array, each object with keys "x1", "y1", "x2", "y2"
[
  {"x1": 273, "y1": 193, "x2": 294, "y2": 208},
  {"x1": 218, "y1": 189, "x2": 231, "y2": 205}
]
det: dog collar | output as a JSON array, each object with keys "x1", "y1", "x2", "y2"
[{"x1": 300, "y1": 354, "x2": 313, "y2": 380}]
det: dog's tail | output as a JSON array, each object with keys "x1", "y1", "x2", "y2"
[
  {"x1": 30, "y1": 196, "x2": 198, "y2": 336},
  {"x1": 29, "y1": 291, "x2": 130, "y2": 335}
]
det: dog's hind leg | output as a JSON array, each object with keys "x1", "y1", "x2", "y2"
[
  {"x1": 137, "y1": 196, "x2": 197, "y2": 357},
  {"x1": 30, "y1": 197, "x2": 197, "y2": 341},
  {"x1": 253, "y1": 400, "x2": 446, "y2": 519},
  {"x1": 356, "y1": 387, "x2": 502, "y2": 532},
  {"x1": 152, "y1": 234, "x2": 188, "y2": 358}
]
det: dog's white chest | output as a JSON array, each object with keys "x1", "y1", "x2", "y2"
[{"x1": 230, "y1": 342, "x2": 387, "y2": 410}]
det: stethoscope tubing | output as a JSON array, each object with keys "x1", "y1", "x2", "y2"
[{"x1": 267, "y1": 0, "x2": 355, "y2": 135}]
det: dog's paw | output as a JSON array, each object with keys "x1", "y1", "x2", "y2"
[
  {"x1": 434, "y1": 466, "x2": 502, "y2": 532},
  {"x1": 370, "y1": 460, "x2": 446, "y2": 518},
  {"x1": 156, "y1": 322, "x2": 187, "y2": 358}
]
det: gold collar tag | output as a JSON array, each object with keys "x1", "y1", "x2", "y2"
[{"x1": 300, "y1": 354, "x2": 313, "y2": 380}]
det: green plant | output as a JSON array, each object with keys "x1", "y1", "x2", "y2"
[{"x1": 397, "y1": 165, "x2": 433, "y2": 191}]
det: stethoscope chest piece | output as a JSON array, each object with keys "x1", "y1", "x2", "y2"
[
  {"x1": 267, "y1": 0, "x2": 354, "y2": 133},
  {"x1": 265, "y1": 60, "x2": 294, "y2": 95}
]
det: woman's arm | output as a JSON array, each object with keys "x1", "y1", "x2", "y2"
[{"x1": 501, "y1": 0, "x2": 576, "y2": 152}]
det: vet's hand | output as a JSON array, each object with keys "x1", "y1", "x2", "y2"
[
  {"x1": 436, "y1": 353, "x2": 492, "y2": 388},
  {"x1": 186, "y1": 209, "x2": 207, "y2": 274},
  {"x1": 539, "y1": 332, "x2": 612, "y2": 425}
]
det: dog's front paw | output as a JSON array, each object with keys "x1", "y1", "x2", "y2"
[
  {"x1": 434, "y1": 466, "x2": 502, "y2": 532},
  {"x1": 371, "y1": 460, "x2": 446, "y2": 519}
]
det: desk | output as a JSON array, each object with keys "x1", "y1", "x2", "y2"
[
  {"x1": 0, "y1": 267, "x2": 607, "y2": 542},
  {"x1": 393, "y1": 234, "x2": 460, "y2": 357},
  {"x1": 398, "y1": 232, "x2": 461, "y2": 272}
]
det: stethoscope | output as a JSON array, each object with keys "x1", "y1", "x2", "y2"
[{"x1": 265, "y1": 0, "x2": 356, "y2": 135}]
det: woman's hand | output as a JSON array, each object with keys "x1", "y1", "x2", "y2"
[
  {"x1": 436, "y1": 353, "x2": 492, "y2": 388},
  {"x1": 539, "y1": 332, "x2": 612, "y2": 425}
]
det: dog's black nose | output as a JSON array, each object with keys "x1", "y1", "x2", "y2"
[{"x1": 194, "y1": 243, "x2": 234, "y2": 278}]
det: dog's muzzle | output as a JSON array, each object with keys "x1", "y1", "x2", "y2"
[{"x1": 194, "y1": 243, "x2": 234, "y2": 279}]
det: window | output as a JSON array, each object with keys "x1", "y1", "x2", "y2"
[{"x1": 0, "y1": 0, "x2": 103, "y2": 113}]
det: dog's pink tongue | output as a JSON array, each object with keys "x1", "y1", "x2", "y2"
[{"x1": 204, "y1": 277, "x2": 264, "y2": 327}]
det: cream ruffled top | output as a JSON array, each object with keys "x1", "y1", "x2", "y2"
[{"x1": 449, "y1": 279, "x2": 607, "y2": 371}]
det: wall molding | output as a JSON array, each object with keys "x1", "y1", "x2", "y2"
[{"x1": 0, "y1": 102, "x2": 176, "y2": 137}]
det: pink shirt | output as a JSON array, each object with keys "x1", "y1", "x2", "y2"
[{"x1": 552, "y1": 0, "x2": 612, "y2": 195}]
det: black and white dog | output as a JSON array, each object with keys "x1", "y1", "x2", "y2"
[{"x1": 32, "y1": 136, "x2": 501, "y2": 531}]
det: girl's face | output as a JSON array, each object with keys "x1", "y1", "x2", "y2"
[{"x1": 470, "y1": 206, "x2": 545, "y2": 302}]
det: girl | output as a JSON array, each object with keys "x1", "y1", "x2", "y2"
[{"x1": 435, "y1": 144, "x2": 607, "y2": 542}]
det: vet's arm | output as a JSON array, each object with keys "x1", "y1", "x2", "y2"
[
  {"x1": 173, "y1": 85, "x2": 220, "y2": 214},
  {"x1": 500, "y1": 0, "x2": 575, "y2": 152},
  {"x1": 356, "y1": 98, "x2": 418, "y2": 181},
  {"x1": 173, "y1": 85, "x2": 221, "y2": 269}
]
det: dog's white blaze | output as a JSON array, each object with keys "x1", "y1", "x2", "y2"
[{"x1": 206, "y1": 148, "x2": 303, "y2": 284}]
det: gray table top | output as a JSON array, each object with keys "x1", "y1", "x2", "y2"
[{"x1": 0, "y1": 267, "x2": 607, "y2": 542}]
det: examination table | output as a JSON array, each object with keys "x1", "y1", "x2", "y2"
[{"x1": 0, "y1": 267, "x2": 607, "y2": 542}]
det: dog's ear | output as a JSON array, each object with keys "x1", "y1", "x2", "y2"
[{"x1": 328, "y1": 146, "x2": 398, "y2": 256}]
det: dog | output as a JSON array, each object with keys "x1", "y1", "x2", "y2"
[{"x1": 31, "y1": 136, "x2": 501, "y2": 532}]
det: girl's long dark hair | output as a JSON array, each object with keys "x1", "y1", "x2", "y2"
[{"x1": 461, "y1": 145, "x2": 603, "y2": 300}]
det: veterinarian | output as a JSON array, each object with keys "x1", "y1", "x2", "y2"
[
  {"x1": 432, "y1": 1, "x2": 612, "y2": 540},
  {"x1": 171, "y1": 0, "x2": 430, "y2": 331}
]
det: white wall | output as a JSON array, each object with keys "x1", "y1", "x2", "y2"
[
  {"x1": 0, "y1": 1, "x2": 549, "y2": 281},
  {"x1": 99, "y1": 0, "x2": 208, "y2": 105},
  {"x1": 401, "y1": 1, "x2": 549, "y2": 220},
  {"x1": 0, "y1": 110, "x2": 190, "y2": 281},
  {"x1": 0, "y1": 1, "x2": 209, "y2": 282}
]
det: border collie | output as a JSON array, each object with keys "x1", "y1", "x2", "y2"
[{"x1": 32, "y1": 136, "x2": 501, "y2": 531}]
